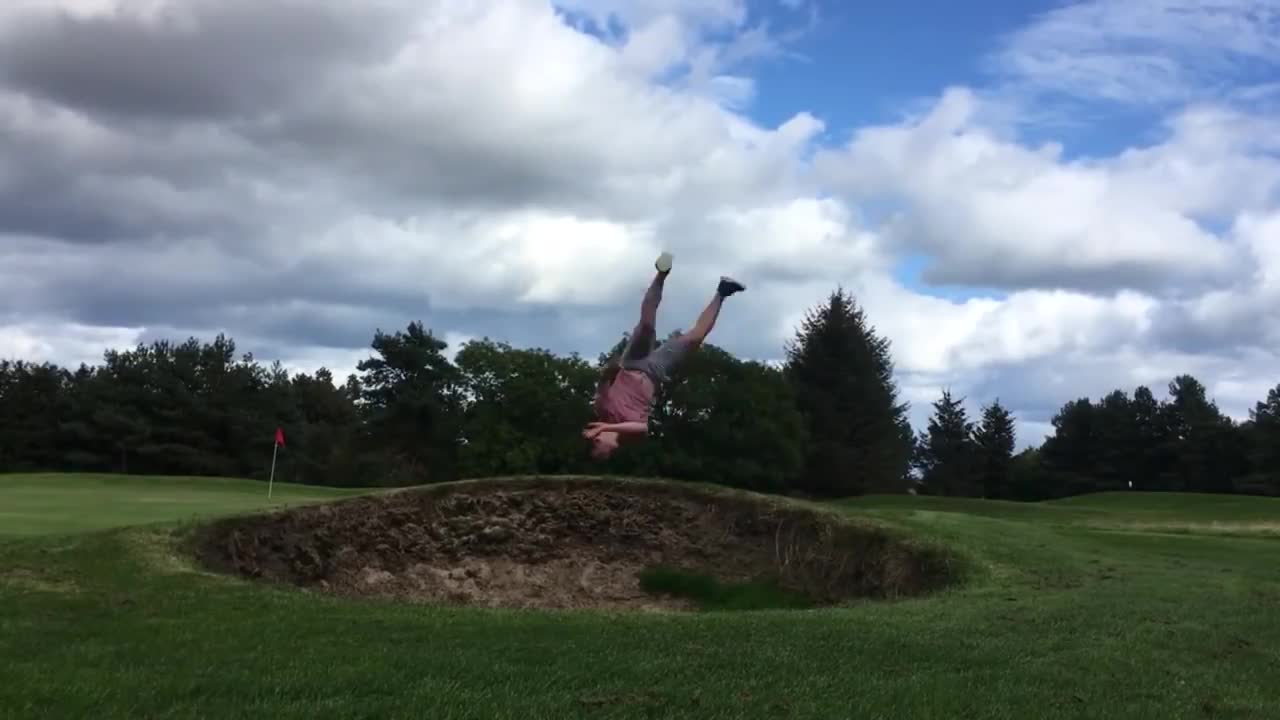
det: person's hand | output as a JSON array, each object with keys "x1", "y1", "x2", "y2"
[{"x1": 583, "y1": 422, "x2": 609, "y2": 439}]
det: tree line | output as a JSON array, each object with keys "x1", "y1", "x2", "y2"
[
  {"x1": 1, "y1": 289, "x2": 1277, "y2": 498},
  {"x1": 913, "y1": 378, "x2": 1280, "y2": 500}
]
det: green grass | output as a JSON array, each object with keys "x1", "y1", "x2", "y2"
[
  {"x1": 0, "y1": 473, "x2": 368, "y2": 538},
  {"x1": 3, "y1": 474, "x2": 1280, "y2": 719},
  {"x1": 1050, "y1": 491, "x2": 1280, "y2": 522}
]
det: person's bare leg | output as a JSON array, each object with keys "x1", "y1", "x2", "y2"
[
  {"x1": 686, "y1": 276, "x2": 745, "y2": 344},
  {"x1": 623, "y1": 253, "x2": 673, "y2": 361},
  {"x1": 639, "y1": 268, "x2": 668, "y2": 330},
  {"x1": 640, "y1": 275, "x2": 745, "y2": 382}
]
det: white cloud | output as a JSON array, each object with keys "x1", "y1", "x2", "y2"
[
  {"x1": 299, "y1": 210, "x2": 663, "y2": 309},
  {"x1": 813, "y1": 87, "x2": 1277, "y2": 294},
  {"x1": 0, "y1": 321, "x2": 142, "y2": 368},
  {"x1": 991, "y1": 0, "x2": 1280, "y2": 108},
  {"x1": 1243, "y1": 211, "x2": 1280, "y2": 292},
  {"x1": 866, "y1": 283, "x2": 1157, "y2": 376},
  {"x1": 274, "y1": 346, "x2": 371, "y2": 383},
  {"x1": 1149, "y1": 209, "x2": 1280, "y2": 353}
]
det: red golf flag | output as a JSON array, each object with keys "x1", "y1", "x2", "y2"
[{"x1": 274, "y1": 427, "x2": 285, "y2": 447}]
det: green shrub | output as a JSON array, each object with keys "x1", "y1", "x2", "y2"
[{"x1": 637, "y1": 566, "x2": 815, "y2": 611}]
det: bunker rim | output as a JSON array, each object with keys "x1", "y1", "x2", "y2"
[{"x1": 190, "y1": 476, "x2": 963, "y2": 611}]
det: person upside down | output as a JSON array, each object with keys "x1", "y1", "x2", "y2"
[{"x1": 583, "y1": 252, "x2": 745, "y2": 459}]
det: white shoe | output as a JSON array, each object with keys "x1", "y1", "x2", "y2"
[{"x1": 655, "y1": 252, "x2": 673, "y2": 273}]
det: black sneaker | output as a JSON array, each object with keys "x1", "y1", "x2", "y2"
[{"x1": 717, "y1": 276, "x2": 745, "y2": 297}]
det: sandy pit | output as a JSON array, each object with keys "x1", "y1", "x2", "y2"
[{"x1": 192, "y1": 477, "x2": 957, "y2": 611}]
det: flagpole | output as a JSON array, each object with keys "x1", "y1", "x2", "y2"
[
  {"x1": 268, "y1": 427, "x2": 285, "y2": 500},
  {"x1": 268, "y1": 441, "x2": 278, "y2": 500}
]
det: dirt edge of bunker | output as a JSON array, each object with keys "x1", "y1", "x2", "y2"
[{"x1": 189, "y1": 475, "x2": 961, "y2": 611}]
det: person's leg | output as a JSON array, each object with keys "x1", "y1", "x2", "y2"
[
  {"x1": 684, "y1": 276, "x2": 745, "y2": 345},
  {"x1": 622, "y1": 253, "x2": 673, "y2": 362},
  {"x1": 643, "y1": 275, "x2": 744, "y2": 381}
]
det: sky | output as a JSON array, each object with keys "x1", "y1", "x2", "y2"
[{"x1": 1, "y1": 0, "x2": 1279, "y2": 447}]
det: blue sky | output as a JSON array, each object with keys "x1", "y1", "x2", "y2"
[
  {"x1": 735, "y1": 0, "x2": 1279, "y2": 304},
  {"x1": 747, "y1": 1, "x2": 1062, "y2": 302},
  {"x1": 748, "y1": 1, "x2": 1047, "y2": 129}
]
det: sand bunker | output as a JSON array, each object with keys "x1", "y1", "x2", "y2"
[{"x1": 193, "y1": 477, "x2": 957, "y2": 611}]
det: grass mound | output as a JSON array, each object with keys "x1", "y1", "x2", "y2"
[{"x1": 192, "y1": 476, "x2": 959, "y2": 611}]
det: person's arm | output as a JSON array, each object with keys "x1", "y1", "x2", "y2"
[{"x1": 599, "y1": 421, "x2": 648, "y2": 437}]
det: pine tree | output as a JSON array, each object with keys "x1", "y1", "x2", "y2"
[
  {"x1": 1041, "y1": 397, "x2": 1100, "y2": 495},
  {"x1": 1161, "y1": 374, "x2": 1242, "y2": 493},
  {"x1": 974, "y1": 399, "x2": 1017, "y2": 498},
  {"x1": 784, "y1": 288, "x2": 912, "y2": 496},
  {"x1": 1009, "y1": 446, "x2": 1053, "y2": 500},
  {"x1": 355, "y1": 321, "x2": 462, "y2": 485},
  {"x1": 1248, "y1": 385, "x2": 1280, "y2": 490},
  {"x1": 915, "y1": 389, "x2": 978, "y2": 496},
  {"x1": 1130, "y1": 385, "x2": 1168, "y2": 491},
  {"x1": 1093, "y1": 389, "x2": 1137, "y2": 492}
]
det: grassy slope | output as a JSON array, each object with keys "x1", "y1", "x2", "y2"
[{"x1": 2, "y1": 474, "x2": 1279, "y2": 719}]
